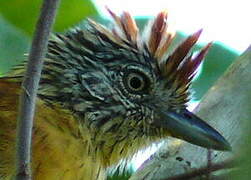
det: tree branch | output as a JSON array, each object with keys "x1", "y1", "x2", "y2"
[
  {"x1": 166, "y1": 158, "x2": 236, "y2": 180},
  {"x1": 130, "y1": 46, "x2": 251, "y2": 180},
  {"x1": 15, "y1": 0, "x2": 60, "y2": 179}
]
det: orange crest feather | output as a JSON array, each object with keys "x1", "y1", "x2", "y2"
[{"x1": 101, "y1": 9, "x2": 211, "y2": 93}]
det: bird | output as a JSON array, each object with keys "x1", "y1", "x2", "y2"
[{"x1": 0, "y1": 9, "x2": 231, "y2": 180}]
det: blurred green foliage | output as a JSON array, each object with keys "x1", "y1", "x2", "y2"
[
  {"x1": 192, "y1": 42, "x2": 238, "y2": 99},
  {"x1": 0, "y1": 0, "x2": 98, "y2": 74},
  {"x1": 0, "y1": 16, "x2": 29, "y2": 74},
  {"x1": 0, "y1": 0, "x2": 98, "y2": 35}
]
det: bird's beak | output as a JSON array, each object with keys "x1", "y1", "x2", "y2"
[{"x1": 153, "y1": 108, "x2": 231, "y2": 151}]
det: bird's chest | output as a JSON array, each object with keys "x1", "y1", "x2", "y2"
[{"x1": 32, "y1": 133, "x2": 105, "y2": 180}]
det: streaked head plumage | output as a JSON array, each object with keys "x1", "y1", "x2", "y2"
[
  {"x1": 36, "y1": 9, "x2": 231, "y2": 168},
  {"x1": 42, "y1": 9, "x2": 210, "y2": 110}
]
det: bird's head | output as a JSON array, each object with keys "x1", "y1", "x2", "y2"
[{"x1": 39, "y1": 10, "x2": 231, "y2": 155}]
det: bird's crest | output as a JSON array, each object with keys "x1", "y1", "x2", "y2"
[{"x1": 87, "y1": 9, "x2": 211, "y2": 105}]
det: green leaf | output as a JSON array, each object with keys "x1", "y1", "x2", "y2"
[
  {"x1": 0, "y1": 0, "x2": 98, "y2": 35},
  {"x1": 192, "y1": 42, "x2": 239, "y2": 100},
  {"x1": 0, "y1": 16, "x2": 29, "y2": 74}
]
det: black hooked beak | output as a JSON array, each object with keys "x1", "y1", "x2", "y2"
[{"x1": 153, "y1": 108, "x2": 231, "y2": 151}]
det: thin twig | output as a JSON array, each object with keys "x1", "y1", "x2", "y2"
[
  {"x1": 166, "y1": 158, "x2": 236, "y2": 180},
  {"x1": 15, "y1": 0, "x2": 60, "y2": 179},
  {"x1": 206, "y1": 149, "x2": 212, "y2": 179}
]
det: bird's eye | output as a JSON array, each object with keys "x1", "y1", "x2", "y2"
[
  {"x1": 124, "y1": 71, "x2": 150, "y2": 94},
  {"x1": 128, "y1": 73, "x2": 144, "y2": 91}
]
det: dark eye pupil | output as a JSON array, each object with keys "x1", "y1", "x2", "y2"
[
  {"x1": 130, "y1": 76, "x2": 142, "y2": 90},
  {"x1": 123, "y1": 70, "x2": 150, "y2": 94}
]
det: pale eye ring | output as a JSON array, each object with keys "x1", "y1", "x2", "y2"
[
  {"x1": 127, "y1": 73, "x2": 145, "y2": 91},
  {"x1": 123, "y1": 71, "x2": 150, "y2": 94}
]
